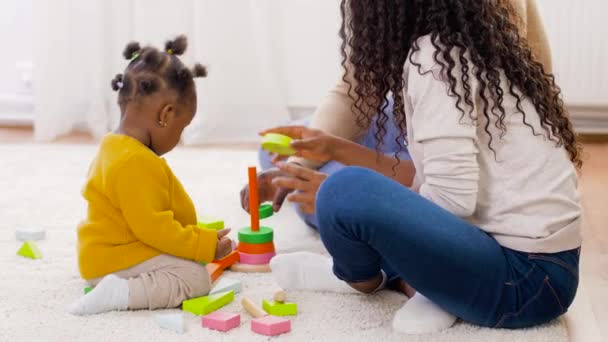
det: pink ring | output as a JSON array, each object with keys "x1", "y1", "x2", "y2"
[{"x1": 238, "y1": 251, "x2": 276, "y2": 265}]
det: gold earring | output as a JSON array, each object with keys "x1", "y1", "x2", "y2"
[{"x1": 158, "y1": 121, "x2": 167, "y2": 127}]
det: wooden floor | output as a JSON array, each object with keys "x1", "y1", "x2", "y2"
[{"x1": 1, "y1": 127, "x2": 607, "y2": 341}]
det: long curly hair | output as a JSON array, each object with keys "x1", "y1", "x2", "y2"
[{"x1": 339, "y1": 0, "x2": 582, "y2": 168}]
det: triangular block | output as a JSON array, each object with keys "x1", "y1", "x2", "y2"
[
  {"x1": 17, "y1": 241, "x2": 43, "y2": 259},
  {"x1": 210, "y1": 278, "x2": 242, "y2": 295},
  {"x1": 155, "y1": 313, "x2": 185, "y2": 334}
]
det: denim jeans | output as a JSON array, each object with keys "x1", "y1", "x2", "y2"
[
  {"x1": 316, "y1": 166, "x2": 580, "y2": 328},
  {"x1": 259, "y1": 98, "x2": 410, "y2": 229}
]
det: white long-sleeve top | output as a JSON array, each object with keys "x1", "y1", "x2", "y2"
[{"x1": 402, "y1": 35, "x2": 581, "y2": 253}]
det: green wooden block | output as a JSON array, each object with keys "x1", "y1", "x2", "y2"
[
  {"x1": 17, "y1": 241, "x2": 43, "y2": 259},
  {"x1": 238, "y1": 226, "x2": 274, "y2": 244},
  {"x1": 198, "y1": 216, "x2": 225, "y2": 230},
  {"x1": 182, "y1": 290, "x2": 234, "y2": 316},
  {"x1": 262, "y1": 300, "x2": 297, "y2": 316},
  {"x1": 84, "y1": 286, "x2": 94, "y2": 295},
  {"x1": 259, "y1": 204, "x2": 274, "y2": 220}
]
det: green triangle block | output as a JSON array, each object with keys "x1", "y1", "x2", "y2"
[
  {"x1": 84, "y1": 286, "x2": 94, "y2": 295},
  {"x1": 182, "y1": 290, "x2": 234, "y2": 316},
  {"x1": 17, "y1": 241, "x2": 43, "y2": 259}
]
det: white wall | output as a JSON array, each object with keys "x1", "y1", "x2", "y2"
[
  {"x1": 274, "y1": 0, "x2": 342, "y2": 109},
  {"x1": 0, "y1": 0, "x2": 33, "y2": 94}
]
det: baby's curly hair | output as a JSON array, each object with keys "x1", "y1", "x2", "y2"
[
  {"x1": 340, "y1": 0, "x2": 582, "y2": 168},
  {"x1": 111, "y1": 35, "x2": 207, "y2": 109}
]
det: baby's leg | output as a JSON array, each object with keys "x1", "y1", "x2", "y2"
[{"x1": 69, "y1": 254, "x2": 210, "y2": 315}]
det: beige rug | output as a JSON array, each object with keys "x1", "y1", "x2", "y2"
[{"x1": 0, "y1": 143, "x2": 569, "y2": 341}]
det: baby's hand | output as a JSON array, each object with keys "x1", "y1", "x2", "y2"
[{"x1": 214, "y1": 228, "x2": 234, "y2": 260}]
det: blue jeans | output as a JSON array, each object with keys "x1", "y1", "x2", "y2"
[
  {"x1": 259, "y1": 99, "x2": 410, "y2": 229},
  {"x1": 316, "y1": 166, "x2": 580, "y2": 328}
]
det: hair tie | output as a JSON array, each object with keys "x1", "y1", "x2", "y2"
[
  {"x1": 167, "y1": 48, "x2": 174, "y2": 55},
  {"x1": 116, "y1": 81, "x2": 124, "y2": 89},
  {"x1": 130, "y1": 52, "x2": 140, "y2": 61}
]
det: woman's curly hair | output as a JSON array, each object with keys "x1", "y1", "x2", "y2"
[{"x1": 340, "y1": 0, "x2": 582, "y2": 168}]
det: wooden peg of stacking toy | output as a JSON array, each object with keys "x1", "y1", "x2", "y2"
[
  {"x1": 232, "y1": 166, "x2": 275, "y2": 273},
  {"x1": 242, "y1": 297, "x2": 291, "y2": 336}
]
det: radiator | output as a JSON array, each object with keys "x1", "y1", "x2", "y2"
[{"x1": 538, "y1": 0, "x2": 608, "y2": 107}]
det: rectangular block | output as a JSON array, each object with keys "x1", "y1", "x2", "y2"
[
  {"x1": 202, "y1": 311, "x2": 240, "y2": 332},
  {"x1": 206, "y1": 250, "x2": 241, "y2": 282},
  {"x1": 262, "y1": 300, "x2": 297, "y2": 316},
  {"x1": 251, "y1": 315, "x2": 291, "y2": 336},
  {"x1": 182, "y1": 291, "x2": 234, "y2": 316},
  {"x1": 210, "y1": 278, "x2": 242, "y2": 295}
]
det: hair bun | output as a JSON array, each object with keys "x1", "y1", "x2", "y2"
[
  {"x1": 111, "y1": 74, "x2": 124, "y2": 91},
  {"x1": 192, "y1": 63, "x2": 208, "y2": 78},
  {"x1": 123, "y1": 42, "x2": 141, "y2": 60},
  {"x1": 165, "y1": 35, "x2": 187, "y2": 56}
]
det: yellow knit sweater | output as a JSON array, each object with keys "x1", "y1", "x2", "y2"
[{"x1": 77, "y1": 134, "x2": 217, "y2": 279}]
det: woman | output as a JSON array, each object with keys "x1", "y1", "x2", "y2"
[{"x1": 245, "y1": 0, "x2": 582, "y2": 334}]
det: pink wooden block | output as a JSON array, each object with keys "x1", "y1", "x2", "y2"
[
  {"x1": 238, "y1": 251, "x2": 276, "y2": 265},
  {"x1": 251, "y1": 316, "x2": 291, "y2": 336},
  {"x1": 202, "y1": 311, "x2": 240, "y2": 332}
]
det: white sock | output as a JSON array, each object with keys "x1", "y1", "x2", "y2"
[
  {"x1": 392, "y1": 293, "x2": 456, "y2": 334},
  {"x1": 68, "y1": 274, "x2": 129, "y2": 315},
  {"x1": 270, "y1": 252, "x2": 358, "y2": 294}
]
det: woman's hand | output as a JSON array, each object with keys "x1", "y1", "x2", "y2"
[
  {"x1": 214, "y1": 228, "x2": 234, "y2": 260},
  {"x1": 272, "y1": 161, "x2": 328, "y2": 214},
  {"x1": 260, "y1": 126, "x2": 343, "y2": 164},
  {"x1": 240, "y1": 168, "x2": 294, "y2": 212}
]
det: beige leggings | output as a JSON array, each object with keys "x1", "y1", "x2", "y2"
[{"x1": 88, "y1": 254, "x2": 211, "y2": 310}]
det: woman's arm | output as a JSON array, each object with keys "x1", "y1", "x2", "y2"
[{"x1": 332, "y1": 137, "x2": 416, "y2": 187}]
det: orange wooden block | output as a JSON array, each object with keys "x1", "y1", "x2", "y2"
[
  {"x1": 206, "y1": 250, "x2": 240, "y2": 282},
  {"x1": 238, "y1": 242, "x2": 275, "y2": 254}
]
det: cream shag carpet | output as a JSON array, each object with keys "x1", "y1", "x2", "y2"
[{"x1": 0, "y1": 143, "x2": 568, "y2": 341}]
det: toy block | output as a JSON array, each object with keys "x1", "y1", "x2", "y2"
[
  {"x1": 252, "y1": 315, "x2": 292, "y2": 336},
  {"x1": 241, "y1": 297, "x2": 267, "y2": 318},
  {"x1": 84, "y1": 286, "x2": 94, "y2": 295},
  {"x1": 259, "y1": 204, "x2": 274, "y2": 219},
  {"x1": 182, "y1": 291, "x2": 234, "y2": 316},
  {"x1": 210, "y1": 277, "x2": 242, "y2": 295},
  {"x1": 17, "y1": 241, "x2": 43, "y2": 259},
  {"x1": 261, "y1": 133, "x2": 295, "y2": 156},
  {"x1": 198, "y1": 216, "x2": 224, "y2": 230},
  {"x1": 15, "y1": 228, "x2": 46, "y2": 241},
  {"x1": 202, "y1": 311, "x2": 240, "y2": 332},
  {"x1": 262, "y1": 300, "x2": 297, "y2": 316},
  {"x1": 238, "y1": 226, "x2": 273, "y2": 244},
  {"x1": 206, "y1": 250, "x2": 240, "y2": 282},
  {"x1": 230, "y1": 263, "x2": 271, "y2": 273},
  {"x1": 155, "y1": 313, "x2": 185, "y2": 334},
  {"x1": 273, "y1": 289, "x2": 286, "y2": 303},
  {"x1": 239, "y1": 251, "x2": 276, "y2": 265},
  {"x1": 238, "y1": 241, "x2": 275, "y2": 254}
]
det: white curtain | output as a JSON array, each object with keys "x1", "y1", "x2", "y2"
[{"x1": 32, "y1": 0, "x2": 289, "y2": 144}]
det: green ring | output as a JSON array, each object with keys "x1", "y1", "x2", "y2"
[
  {"x1": 238, "y1": 226, "x2": 274, "y2": 244},
  {"x1": 259, "y1": 204, "x2": 274, "y2": 219},
  {"x1": 261, "y1": 133, "x2": 295, "y2": 156}
]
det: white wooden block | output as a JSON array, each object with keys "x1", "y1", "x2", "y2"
[
  {"x1": 15, "y1": 228, "x2": 46, "y2": 241},
  {"x1": 210, "y1": 277, "x2": 242, "y2": 295},
  {"x1": 154, "y1": 313, "x2": 184, "y2": 334}
]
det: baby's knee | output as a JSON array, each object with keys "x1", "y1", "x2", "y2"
[{"x1": 180, "y1": 263, "x2": 212, "y2": 298}]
